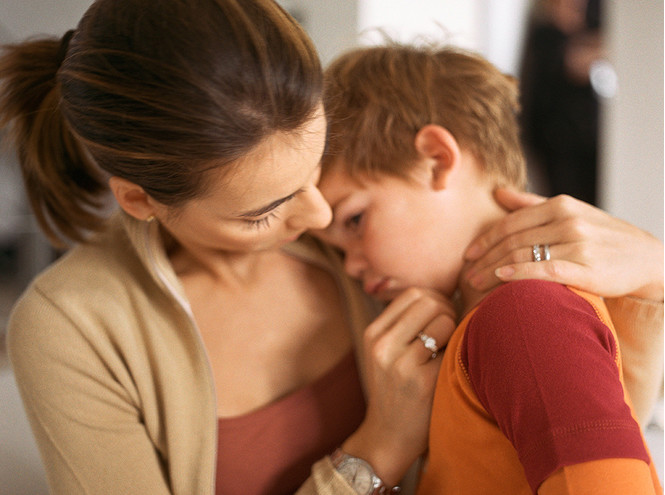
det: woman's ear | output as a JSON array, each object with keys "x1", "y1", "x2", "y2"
[
  {"x1": 414, "y1": 124, "x2": 462, "y2": 190},
  {"x1": 108, "y1": 176, "x2": 157, "y2": 221}
]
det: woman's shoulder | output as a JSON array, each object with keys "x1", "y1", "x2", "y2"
[
  {"x1": 6, "y1": 218, "x2": 186, "y2": 374},
  {"x1": 7, "y1": 217, "x2": 159, "y2": 341},
  {"x1": 25, "y1": 221, "x2": 144, "y2": 298}
]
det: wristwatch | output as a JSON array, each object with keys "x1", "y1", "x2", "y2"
[{"x1": 331, "y1": 448, "x2": 401, "y2": 495}]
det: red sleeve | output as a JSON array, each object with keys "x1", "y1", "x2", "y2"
[{"x1": 461, "y1": 280, "x2": 649, "y2": 492}]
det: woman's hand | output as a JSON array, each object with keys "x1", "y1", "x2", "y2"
[
  {"x1": 464, "y1": 189, "x2": 664, "y2": 302},
  {"x1": 342, "y1": 287, "x2": 456, "y2": 486}
]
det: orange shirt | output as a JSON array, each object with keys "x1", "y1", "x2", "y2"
[{"x1": 417, "y1": 280, "x2": 660, "y2": 495}]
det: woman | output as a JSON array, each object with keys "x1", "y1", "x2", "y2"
[{"x1": 0, "y1": 0, "x2": 661, "y2": 494}]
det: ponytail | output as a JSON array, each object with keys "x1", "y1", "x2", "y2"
[{"x1": 0, "y1": 34, "x2": 107, "y2": 248}]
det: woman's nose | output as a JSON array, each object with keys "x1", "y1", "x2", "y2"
[{"x1": 288, "y1": 186, "x2": 333, "y2": 231}]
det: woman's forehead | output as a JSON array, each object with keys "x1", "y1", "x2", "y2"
[{"x1": 198, "y1": 115, "x2": 327, "y2": 212}]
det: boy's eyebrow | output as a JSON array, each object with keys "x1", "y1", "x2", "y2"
[{"x1": 236, "y1": 191, "x2": 298, "y2": 218}]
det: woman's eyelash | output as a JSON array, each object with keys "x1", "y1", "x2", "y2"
[
  {"x1": 245, "y1": 212, "x2": 278, "y2": 230},
  {"x1": 242, "y1": 191, "x2": 299, "y2": 230}
]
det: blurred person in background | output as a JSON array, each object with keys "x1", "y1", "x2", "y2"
[{"x1": 519, "y1": 0, "x2": 604, "y2": 205}]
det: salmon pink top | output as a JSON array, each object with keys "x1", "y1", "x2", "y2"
[{"x1": 215, "y1": 351, "x2": 365, "y2": 495}]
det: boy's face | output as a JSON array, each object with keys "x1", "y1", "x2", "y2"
[{"x1": 314, "y1": 161, "x2": 476, "y2": 301}]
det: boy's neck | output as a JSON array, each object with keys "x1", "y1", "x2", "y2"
[
  {"x1": 456, "y1": 206, "x2": 509, "y2": 318},
  {"x1": 456, "y1": 263, "x2": 492, "y2": 321}
]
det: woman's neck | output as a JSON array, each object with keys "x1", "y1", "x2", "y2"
[{"x1": 167, "y1": 237, "x2": 284, "y2": 290}]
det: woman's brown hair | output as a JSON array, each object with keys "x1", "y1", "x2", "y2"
[{"x1": 0, "y1": 0, "x2": 322, "y2": 247}]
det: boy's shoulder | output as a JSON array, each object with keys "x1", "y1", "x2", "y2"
[
  {"x1": 475, "y1": 279, "x2": 598, "y2": 322},
  {"x1": 465, "y1": 279, "x2": 611, "y2": 353},
  {"x1": 460, "y1": 278, "x2": 619, "y2": 410}
]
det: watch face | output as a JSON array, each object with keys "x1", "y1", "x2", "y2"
[{"x1": 338, "y1": 458, "x2": 374, "y2": 495}]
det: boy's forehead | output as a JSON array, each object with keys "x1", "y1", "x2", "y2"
[
  {"x1": 318, "y1": 163, "x2": 358, "y2": 200},
  {"x1": 320, "y1": 157, "x2": 381, "y2": 186},
  {"x1": 319, "y1": 164, "x2": 377, "y2": 215},
  {"x1": 320, "y1": 155, "x2": 349, "y2": 177}
]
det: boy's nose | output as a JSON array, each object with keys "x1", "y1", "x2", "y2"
[{"x1": 343, "y1": 243, "x2": 366, "y2": 280}]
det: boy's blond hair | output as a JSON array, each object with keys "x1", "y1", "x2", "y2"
[{"x1": 322, "y1": 43, "x2": 527, "y2": 189}]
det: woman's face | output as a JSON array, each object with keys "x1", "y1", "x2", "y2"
[{"x1": 154, "y1": 108, "x2": 331, "y2": 256}]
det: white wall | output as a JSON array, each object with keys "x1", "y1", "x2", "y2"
[
  {"x1": 599, "y1": 0, "x2": 664, "y2": 241},
  {"x1": 0, "y1": 0, "x2": 91, "y2": 41},
  {"x1": 355, "y1": 0, "x2": 531, "y2": 75},
  {"x1": 277, "y1": 0, "x2": 359, "y2": 66},
  {"x1": 357, "y1": 0, "x2": 480, "y2": 50}
]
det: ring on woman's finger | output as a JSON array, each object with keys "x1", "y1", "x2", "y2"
[
  {"x1": 418, "y1": 332, "x2": 438, "y2": 359},
  {"x1": 531, "y1": 244, "x2": 551, "y2": 262}
]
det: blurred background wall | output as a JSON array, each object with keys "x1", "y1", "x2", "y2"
[{"x1": 0, "y1": 1, "x2": 662, "y2": 493}]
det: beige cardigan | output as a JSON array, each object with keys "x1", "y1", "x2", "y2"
[{"x1": 7, "y1": 212, "x2": 663, "y2": 495}]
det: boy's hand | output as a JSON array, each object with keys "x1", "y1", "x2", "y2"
[
  {"x1": 342, "y1": 287, "x2": 456, "y2": 487},
  {"x1": 464, "y1": 189, "x2": 663, "y2": 302}
]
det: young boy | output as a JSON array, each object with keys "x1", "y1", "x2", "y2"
[{"x1": 316, "y1": 43, "x2": 661, "y2": 494}]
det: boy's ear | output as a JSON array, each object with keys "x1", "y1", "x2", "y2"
[
  {"x1": 108, "y1": 176, "x2": 158, "y2": 221},
  {"x1": 414, "y1": 124, "x2": 462, "y2": 190}
]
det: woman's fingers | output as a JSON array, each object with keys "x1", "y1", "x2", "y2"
[
  {"x1": 494, "y1": 187, "x2": 547, "y2": 211},
  {"x1": 465, "y1": 199, "x2": 559, "y2": 261},
  {"x1": 465, "y1": 194, "x2": 594, "y2": 262},
  {"x1": 465, "y1": 219, "x2": 591, "y2": 291},
  {"x1": 466, "y1": 248, "x2": 553, "y2": 291},
  {"x1": 367, "y1": 287, "x2": 431, "y2": 332},
  {"x1": 466, "y1": 189, "x2": 663, "y2": 300},
  {"x1": 467, "y1": 221, "x2": 571, "y2": 273},
  {"x1": 365, "y1": 288, "x2": 455, "y2": 363},
  {"x1": 411, "y1": 312, "x2": 456, "y2": 364},
  {"x1": 494, "y1": 259, "x2": 595, "y2": 291},
  {"x1": 463, "y1": 193, "x2": 621, "y2": 293}
]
